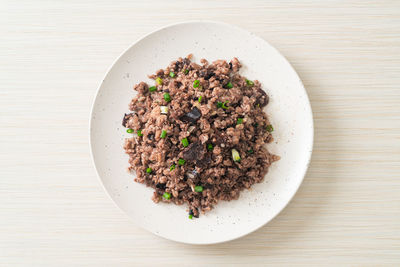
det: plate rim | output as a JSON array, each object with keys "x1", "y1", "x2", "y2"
[{"x1": 89, "y1": 20, "x2": 314, "y2": 245}]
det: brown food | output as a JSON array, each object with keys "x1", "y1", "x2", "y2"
[{"x1": 123, "y1": 55, "x2": 279, "y2": 218}]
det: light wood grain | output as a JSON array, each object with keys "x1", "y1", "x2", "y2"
[{"x1": 1, "y1": 0, "x2": 399, "y2": 266}]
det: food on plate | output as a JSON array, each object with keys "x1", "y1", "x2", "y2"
[{"x1": 123, "y1": 55, "x2": 279, "y2": 218}]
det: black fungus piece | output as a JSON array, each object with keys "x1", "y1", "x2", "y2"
[
  {"x1": 183, "y1": 58, "x2": 191, "y2": 66},
  {"x1": 255, "y1": 88, "x2": 269, "y2": 107},
  {"x1": 148, "y1": 133, "x2": 154, "y2": 140},
  {"x1": 197, "y1": 154, "x2": 211, "y2": 168},
  {"x1": 122, "y1": 113, "x2": 134, "y2": 127},
  {"x1": 174, "y1": 61, "x2": 183, "y2": 71},
  {"x1": 156, "y1": 183, "x2": 166, "y2": 189},
  {"x1": 189, "y1": 208, "x2": 199, "y2": 218},
  {"x1": 229, "y1": 62, "x2": 233, "y2": 69},
  {"x1": 180, "y1": 107, "x2": 202, "y2": 123},
  {"x1": 215, "y1": 75, "x2": 229, "y2": 85},
  {"x1": 175, "y1": 81, "x2": 183, "y2": 89},
  {"x1": 193, "y1": 208, "x2": 200, "y2": 218},
  {"x1": 204, "y1": 71, "x2": 215, "y2": 80},
  {"x1": 199, "y1": 69, "x2": 215, "y2": 80},
  {"x1": 183, "y1": 142, "x2": 206, "y2": 162}
]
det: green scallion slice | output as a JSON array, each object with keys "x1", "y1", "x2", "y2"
[
  {"x1": 149, "y1": 86, "x2": 157, "y2": 92},
  {"x1": 163, "y1": 192, "x2": 171, "y2": 200},
  {"x1": 126, "y1": 128, "x2": 133, "y2": 133},
  {"x1": 225, "y1": 82, "x2": 233, "y2": 89},
  {"x1": 164, "y1": 93, "x2": 171, "y2": 102},
  {"x1": 181, "y1": 137, "x2": 189, "y2": 147},
  {"x1": 155, "y1": 77, "x2": 163, "y2": 85},
  {"x1": 160, "y1": 106, "x2": 168, "y2": 114},
  {"x1": 178, "y1": 158, "x2": 186, "y2": 166},
  {"x1": 246, "y1": 79, "x2": 254, "y2": 86},
  {"x1": 232, "y1": 149, "x2": 241, "y2": 162},
  {"x1": 194, "y1": 186, "x2": 203, "y2": 192},
  {"x1": 193, "y1": 80, "x2": 200, "y2": 88},
  {"x1": 160, "y1": 130, "x2": 167, "y2": 139}
]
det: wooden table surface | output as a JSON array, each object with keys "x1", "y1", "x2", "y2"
[{"x1": 1, "y1": 1, "x2": 399, "y2": 266}]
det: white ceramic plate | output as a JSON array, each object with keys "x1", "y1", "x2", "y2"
[{"x1": 90, "y1": 21, "x2": 313, "y2": 244}]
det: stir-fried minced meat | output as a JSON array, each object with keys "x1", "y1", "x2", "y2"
[{"x1": 123, "y1": 55, "x2": 279, "y2": 218}]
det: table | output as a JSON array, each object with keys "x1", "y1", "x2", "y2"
[{"x1": 1, "y1": 1, "x2": 399, "y2": 266}]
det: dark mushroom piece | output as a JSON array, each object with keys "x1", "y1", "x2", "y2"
[
  {"x1": 156, "y1": 183, "x2": 166, "y2": 189},
  {"x1": 204, "y1": 71, "x2": 215, "y2": 80},
  {"x1": 122, "y1": 113, "x2": 134, "y2": 127},
  {"x1": 255, "y1": 88, "x2": 269, "y2": 107},
  {"x1": 189, "y1": 208, "x2": 199, "y2": 218},
  {"x1": 148, "y1": 133, "x2": 155, "y2": 140},
  {"x1": 183, "y1": 142, "x2": 206, "y2": 162},
  {"x1": 180, "y1": 107, "x2": 202, "y2": 123}
]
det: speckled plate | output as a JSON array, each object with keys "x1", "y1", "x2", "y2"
[{"x1": 90, "y1": 21, "x2": 313, "y2": 244}]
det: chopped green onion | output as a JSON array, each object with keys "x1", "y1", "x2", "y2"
[
  {"x1": 178, "y1": 158, "x2": 186, "y2": 166},
  {"x1": 198, "y1": 95, "x2": 202, "y2": 103},
  {"x1": 160, "y1": 130, "x2": 167, "y2": 139},
  {"x1": 169, "y1": 72, "x2": 176, "y2": 78},
  {"x1": 232, "y1": 149, "x2": 241, "y2": 162},
  {"x1": 217, "y1": 101, "x2": 229, "y2": 109},
  {"x1": 160, "y1": 106, "x2": 168, "y2": 114},
  {"x1": 137, "y1": 130, "x2": 143, "y2": 136},
  {"x1": 207, "y1": 144, "x2": 213, "y2": 151},
  {"x1": 183, "y1": 69, "x2": 189, "y2": 74},
  {"x1": 188, "y1": 214, "x2": 193, "y2": 219},
  {"x1": 164, "y1": 93, "x2": 171, "y2": 102},
  {"x1": 163, "y1": 192, "x2": 171, "y2": 200},
  {"x1": 170, "y1": 164, "x2": 175, "y2": 171},
  {"x1": 237, "y1": 118, "x2": 243, "y2": 124},
  {"x1": 194, "y1": 185, "x2": 203, "y2": 192},
  {"x1": 149, "y1": 86, "x2": 157, "y2": 92},
  {"x1": 156, "y1": 77, "x2": 163, "y2": 85},
  {"x1": 222, "y1": 101, "x2": 229, "y2": 109},
  {"x1": 225, "y1": 82, "x2": 233, "y2": 89},
  {"x1": 246, "y1": 79, "x2": 254, "y2": 86},
  {"x1": 126, "y1": 128, "x2": 133, "y2": 133},
  {"x1": 146, "y1": 167, "x2": 152, "y2": 174},
  {"x1": 266, "y1": 124, "x2": 274, "y2": 132},
  {"x1": 193, "y1": 80, "x2": 200, "y2": 88},
  {"x1": 181, "y1": 138, "x2": 189, "y2": 147},
  {"x1": 248, "y1": 149, "x2": 254, "y2": 154},
  {"x1": 256, "y1": 103, "x2": 260, "y2": 108}
]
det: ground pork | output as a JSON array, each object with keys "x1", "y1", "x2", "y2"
[{"x1": 123, "y1": 55, "x2": 279, "y2": 218}]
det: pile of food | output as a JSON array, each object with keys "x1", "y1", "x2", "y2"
[{"x1": 123, "y1": 55, "x2": 279, "y2": 218}]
